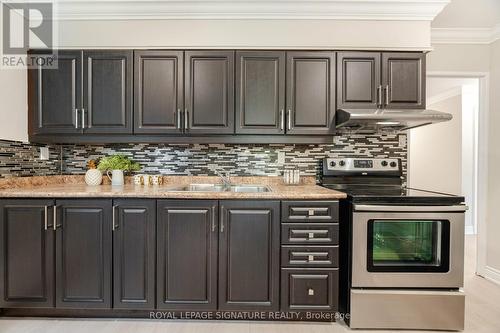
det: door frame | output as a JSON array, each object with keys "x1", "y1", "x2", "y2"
[{"x1": 413, "y1": 71, "x2": 489, "y2": 281}]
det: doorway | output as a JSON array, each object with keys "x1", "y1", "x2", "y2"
[{"x1": 407, "y1": 72, "x2": 489, "y2": 276}]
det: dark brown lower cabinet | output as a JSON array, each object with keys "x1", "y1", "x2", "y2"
[
  {"x1": 156, "y1": 200, "x2": 218, "y2": 310},
  {"x1": 55, "y1": 199, "x2": 112, "y2": 309},
  {"x1": 113, "y1": 199, "x2": 156, "y2": 309},
  {"x1": 281, "y1": 268, "x2": 339, "y2": 312},
  {"x1": 218, "y1": 200, "x2": 280, "y2": 311},
  {"x1": 0, "y1": 199, "x2": 55, "y2": 308}
]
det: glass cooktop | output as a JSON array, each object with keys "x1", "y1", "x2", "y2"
[{"x1": 321, "y1": 184, "x2": 465, "y2": 205}]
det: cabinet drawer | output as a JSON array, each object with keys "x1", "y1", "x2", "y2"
[
  {"x1": 282, "y1": 201, "x2": 339, "y2": 223},
  {"x1": 281, "y1": 223, "x2": 339, "y2": 245},
  {"x1": 281, "y1": 246, "x2": 339, "y2": 268},
  {"x1": 281, "y1": 268, "x2": 338, "y2": 312}
]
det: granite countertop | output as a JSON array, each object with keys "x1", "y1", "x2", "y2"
[{"x1": 0, "y1": 175, "x2": 347, "y2": 200}]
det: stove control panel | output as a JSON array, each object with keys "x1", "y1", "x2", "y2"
[{"x1": 325, "y1": 158, "x2": 400, "y2": 172}]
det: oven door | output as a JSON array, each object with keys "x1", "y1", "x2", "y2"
[{"x1": 351, "y1": 205, "x2": 466, "y2": 288}]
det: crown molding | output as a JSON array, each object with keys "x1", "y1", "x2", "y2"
[
  {"x1": 431, "y1": 24, "x2": 500, "y2": 44},
  {"x1": 53, "y1": 0, "x2": 450, "y2": 21}
]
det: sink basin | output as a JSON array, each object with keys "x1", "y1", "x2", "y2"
[
  {"x1": 229, "y1": 185, "x2": 271, "y2": 193},
  {"x1": 172, "y1": 184, "x2": 227, "y2": 192},
  {"x1": 165, "y1": 184, "x2": 271, "y2": 193}
]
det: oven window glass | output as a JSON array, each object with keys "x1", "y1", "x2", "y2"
[{"x1": 367, "y1": 220, "x2": 450, "y2": 272}]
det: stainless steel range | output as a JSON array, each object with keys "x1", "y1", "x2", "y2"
[{"x1": 321, "y1": 157, "x2": 467, "y2": 331}]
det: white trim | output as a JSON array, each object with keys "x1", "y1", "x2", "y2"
[
  {"x1": 426, "y1": 71, "x2": 489, "y2": 278},
  {"x1": 465, "y1": 225, "x2": 475, "y2": 235},
  {"x1": 427, "y1": 86, "x2": 462, "y2": 105},
  {"x1": 431, "y1": 24, "x2": 500, "y2": 44},
  {"x1": 483, "y1": 266, "x2": 500, "y2": 286},
  {"x1": 52, "y1": 0, "x2": 450, "y2": 21}
]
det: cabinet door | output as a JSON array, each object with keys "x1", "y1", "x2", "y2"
[
  {"x1": 134, "y1": 51, "x2": 184, "y2": 134},
  {"x1": 337, "y1": 51, "x2": 381, "y2": 109},
  {"x1": 29, "y1": 50, "x2": 82, "y2": 135},
  {"x1": 185, "y1": 51, "x2": 235, "y2": 134},
  {"x1": 382, "y1": 52, "x2": 426, "y2": 109},
  {"x1": 157, "y1": 200, "x2": 218, "y2": 310},
  {"x1": 83, "y1": 50, "x2": 133, "y2": 134},
  {"x1": 0, "y1": 200, "x2": 55, "y2": 308},
  {"x1": 55, "y1": 199, "x2": 112, "y2": 308},
  {"x1": 235, "y1": 51, "x2": 285, "y2": 134},
  {"x1": 219, "y1": 200, "x2": 280, "y2": 310},
  {"x1": 113, "y1": 199, "x2": 156, "y2": 309},
  {"x1": 286, "y1": 52, "x2": 335, "y2": 135}
]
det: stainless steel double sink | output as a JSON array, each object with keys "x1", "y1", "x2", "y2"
[{"x1": 165, "y1": 183, "x2": 272, "y2": 193}]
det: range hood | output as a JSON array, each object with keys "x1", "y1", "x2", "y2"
[{"x1": 336, "y1": 108, "x2": 453, "y2": 133}]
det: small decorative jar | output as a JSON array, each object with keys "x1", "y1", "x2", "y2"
[{"x1": 85, "y1": 160, "x2": 103, "y2": 186}]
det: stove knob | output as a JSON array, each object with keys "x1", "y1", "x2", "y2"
[
  {"x1": 381, "y1": 160, "x2": 388, "y2": 167},
  {"x1": 390, "y1": 161, "x2": 397, "y2": 168},
  {"x1": 339, "y1": 160, "x2": 346, "y2": 166},
  {"x1": 329, "y1": 161, "x2": 336, "y2": 167}
]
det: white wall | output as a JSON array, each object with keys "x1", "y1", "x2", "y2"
[
  {"x1": 56, "y1": 19, "x2": 431, "y2": 50},
  {"x1": 409, "y1": 94, "x2": 462, "y2": 195},
  {"x1": 486, "y1": 39, "x2": 500, "y2": 273},
  {"x1": 0, "y1": 70, "x2": 28, "y2": 142}
]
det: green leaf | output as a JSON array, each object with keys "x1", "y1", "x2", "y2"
[{"x1": 97, "y1": 154, "x2": 141, "y2": 172}]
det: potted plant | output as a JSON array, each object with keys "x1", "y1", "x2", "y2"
[{"x1": 97, "y1": 155, "x2": 141, "y2": 186}]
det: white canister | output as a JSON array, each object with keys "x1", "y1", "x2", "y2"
[
  {"x1": 107, "y1": 170, "x2": 125, "y2": 186},
  {"x1": 85, "y1": 169, "x2": 103, "y2": 186}
]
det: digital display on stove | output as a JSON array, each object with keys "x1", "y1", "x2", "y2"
[{"x1": 354, "y1": 160, "x2": 373, "y2": 168}]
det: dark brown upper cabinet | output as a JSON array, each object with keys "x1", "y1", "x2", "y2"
[
  {"x1": 184, "y1": 51, "x2": 235, "y2": 134},
  {"x1": 218, "y1": 200, "x2": 280, "y2": 311},
  {"x1": 337, "y1": 52, "x2": 381, "y2": 109},
  {"x1": 134, "y1": 51, "x2": 184, "y2": 134},
  {"x1": 156, "y1": 200, "x2": 218, "y2": 310},
  {"x1": 55, "y1": 199, "x2": 112, "y2": 309},
  {"x1": 29, "y1": 50, "x2": 82, "y2": 135},
  {"x1": 0, "y1": 199, "x2": 55, "y2": 308},
  {"x1": 112, "y1": 199, "x2": 156, "y2": 310},
  {"x1": 286, "y1": 51, "x2": 336, "y2": 135},
  {"x1": 83, "y1": 50, "x2": 133, "y2": 134},
  {"x1": 337, "y1": 51, "x2": 425, "y2": 110},
  {"x1": 235, "y1": 51, "x2": 286, "y2": 135},
  {"x1": 382, "y1": 52, "x2": 425, "y2": 109}
]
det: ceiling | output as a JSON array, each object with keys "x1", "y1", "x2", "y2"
[{"x1": 432, "y1": 0, "x2": 500, "y2": 28}]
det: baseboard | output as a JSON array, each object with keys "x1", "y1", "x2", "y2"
[
  {"x1": 465, "y1": 225, "x2": 475, "y2": 235},
  {"x1": 483, "y1": 266, "x2": 500, "y2": 286}
]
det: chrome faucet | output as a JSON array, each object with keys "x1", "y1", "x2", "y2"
[{"x1": 212, "y1": 168, "x2": 231, "y2": 188}]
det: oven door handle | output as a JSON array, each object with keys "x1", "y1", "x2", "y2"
[{"x1": 353, "y1": 204, "x2": 468, "y2": 212}]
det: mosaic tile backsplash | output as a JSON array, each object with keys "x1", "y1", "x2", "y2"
[
  {"x1": 0, "y1": 140, "x2": 61, "y2": 178},
  {"x1": 0, "y1": 134, "x2": 407, "y2": 182},
  {"x1": 62, "y1": 134, "x2": 408, "y2": 181}
]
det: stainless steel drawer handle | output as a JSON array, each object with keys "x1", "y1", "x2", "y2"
[
  {"x1": 377, "y1": 85, "x2": 382, "y2": 107},
  {"x1": 184, "y1": 109, "x2": 189, "y2": 131},
  {"x1": 220, "y1": 206, "x2": 224, "y2": 233},
  {"x1": 280, "y1": 109, "x2": 284, "y2": 131},
  {"x1": 74, "y1": 109, "x2": 79, "y2": 129},
  {"x1": 176, "y1": 109, "x2": 182, "y2": 130},
  {"x1": 81, "y1": 108, "x2": 86, "y2": 129},
  {"x1": 112, "y1": 205, "x2": 119, "y2": 231},
  {"x1": 53, "y1": 205, "x2": 59, "y2": 230},
  {"x1": 384, "y1": 84, "x2": 389, "y2": 105},
  {"x1": 44, "y1": 206, "x2": 49, "y2": 230},
  {"x1": 212, "y1": 206, "x2": 216, "y2": 232},
  {"x1": 287, "y1": 109, "x2": 292, "y2": 131}
]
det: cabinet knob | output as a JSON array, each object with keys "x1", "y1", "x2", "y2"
[
  {"x1": 308, "y1": 209, "x2": 315, "y2": 216},
  {"x1": 308, "y1": 232, "x2": 315, "y2": 239},
  {"x1": 308, "y1": 288, "x2": 315, "y2": 296}
]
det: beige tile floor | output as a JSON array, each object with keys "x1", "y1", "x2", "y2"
[{"x1": 1, "y1": 236, "x2": 499, "y2": 333}]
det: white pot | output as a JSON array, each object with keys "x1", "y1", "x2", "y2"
[
  {"x1": 107, "y1": 169, "x2": 125, "y2": 186},
  {"x1": 85, "y1": 169, "x2": 103, "y2": 186}
]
